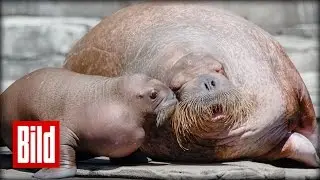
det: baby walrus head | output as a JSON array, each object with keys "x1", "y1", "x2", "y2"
[{"x1": 119, "y1": 73, "x2": 178, "y2": 127}]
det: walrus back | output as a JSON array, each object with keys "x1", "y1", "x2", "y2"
[
  {"x1": 1, "y1": 68, "x2": 113, "y2": 126},
  {"x1": 0, "y1": 67, "x2": 121, "y2": 149}
]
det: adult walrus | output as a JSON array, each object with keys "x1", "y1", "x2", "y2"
[
  {"x1": 1, "y1": 67, "x2": 177, "y2": 178},
  {"x1": 64, "y1": 2, "x2": 319, "y2": 167}
]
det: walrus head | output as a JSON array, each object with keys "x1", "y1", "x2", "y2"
[
  {"x1": 122, "y1": 74, "x2": 178, "y2": 127},
  {"x1": 165, "y1": 54, "x2": 257, "y2": 149}
]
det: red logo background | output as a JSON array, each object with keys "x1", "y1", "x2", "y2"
[{"x1": 12, "y1": 121, "x2": 60, "y2": 168}]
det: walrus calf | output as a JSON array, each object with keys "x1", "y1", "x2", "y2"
[
  {"x1": 0, "y1": 67, "x2": 177, "y2": 178},
  {"x1": 64, "y1": 2, "x2": 319, "y2": 167}
]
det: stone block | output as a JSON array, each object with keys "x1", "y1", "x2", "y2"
[
  {"x1": 286, "y1": 49, "x2": 318, "y2": 73},
  {"x1": 2, "y1": 55, "x2": 65, "y2": 80},
  {"x1": 2, "y1": 16, "x2": 100, "y2": 60},
  {"x1": 280, "y1": 24, "x2": 318, "y2": 38},
  {"x1": 2, "y1": 1, "x2": 129, "y2": 18},
  {"x1": 274, "y1": 35, "x2": 318, "y2": 52}
]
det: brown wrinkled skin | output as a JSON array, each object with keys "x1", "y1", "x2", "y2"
[{"x1": 64, "y1": 2, "x2": 317, "y2": 163}]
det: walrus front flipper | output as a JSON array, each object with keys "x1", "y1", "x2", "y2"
[
  {"x1": 291, "y1": 72, "x2": 319, "y2": 150},
  {"x1": 33, "y1": 126, "x2": 78, "y2": 179},
  {"x1": 33, "y1": 144, "x2": 77, "y2": 179},
  {"x1": 261, "y1": 132, "x2": 319, "y2": 167},
  {"x1": 296, "y1": 94, "x2": 319, "y2": 152},
  {"x1": 33, "y1": 148, "x2": 77, "y2": 179}
]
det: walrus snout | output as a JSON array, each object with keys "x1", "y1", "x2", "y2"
[
  {"x1": 177, "y1": 73, "x2": 233, "y2": 101},
  {"x1": 200, "y1": 74, "x2": 217, "y2": 91},
  {"x1": 198, "y1": 74, "x2": 233, "y2": 92}
]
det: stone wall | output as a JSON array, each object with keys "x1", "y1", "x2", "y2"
[
  {"x1": 2, "y1": 1, "x2": 318, "y2": 35},
  {"x1": 1, "y1": 1, "x2": 319, "y2": 116}
]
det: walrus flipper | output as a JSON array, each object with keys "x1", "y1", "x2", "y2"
[
  {"x1": 33, "y1": 144, "x2": 77, "y2": 179},
  {"x1": 262, "y1": 132, "x2": 319, "y2": 167},
  {"x1": 33, "y1": 126, "x2": 78, "y2": 179},
  {"x1": 295, "y1": 84, "x2": 319, "y2": 152}
]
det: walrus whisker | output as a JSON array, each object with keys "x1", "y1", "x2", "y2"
[{"x1": 171, "y1": 88, "x2": 257, "y2": 149}]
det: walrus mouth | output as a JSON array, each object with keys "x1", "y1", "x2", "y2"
[
  {"x1": 171, "y1": 88, "x2": 257, "y2": 150},
  {"x1": 211, "y1": 106, "x2": 227, "y2": 122}
]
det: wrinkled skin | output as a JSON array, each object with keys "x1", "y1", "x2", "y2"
[
  {"x1": 64, "y1": 2, "x2": 319, "y2": 167},
  {"x1": 1, "y1": 68, "x2": 177, "y2": 178}
]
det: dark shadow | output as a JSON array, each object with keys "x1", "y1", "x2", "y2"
[
  {"x1": 0, "y1": 150, "x2": 168, "y2": 175},
  {"x1": 0, "y1": 153, "x2": 12, "y2": 169},
  {"x1": 154, "y1": 161, "x2": 229, "y2": 167},
  {"x1": 0, "y1": 153, "x2": 39, "y2": 173},
  {"x1": 77, "y1": 157, "x2": 169, "y2": 172}
]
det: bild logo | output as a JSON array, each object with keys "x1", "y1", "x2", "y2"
[{"x1": 12, "y1": 121, "x2": 60, "y2": 168}]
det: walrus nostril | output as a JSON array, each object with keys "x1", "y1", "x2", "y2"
[
  {"x1": 202, "y1": 79, "x2": 216, "y2": 91},
  {"x1": 204, "y1": 83, "x2": 209, "y2": 91},
  {"x1": 211, "y1": 81, "x2": 215, "y2": 87},
  {"x1": 197, "y1": 74, "x2": 218, "y2": 91}
]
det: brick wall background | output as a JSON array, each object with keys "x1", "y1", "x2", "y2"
[{"x1": 1, "y1": 0, "x2": 319, "y2": 116}]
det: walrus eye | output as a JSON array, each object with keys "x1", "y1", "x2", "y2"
[{"x1": 149, "y1": 90, "x2": 158, "y2": 100}]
